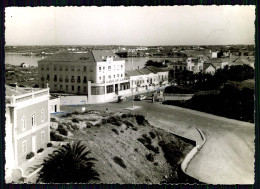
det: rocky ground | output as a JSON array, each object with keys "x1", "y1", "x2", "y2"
[{"x1": 50, "y1": 110, "x2": 195, "y2": 184}]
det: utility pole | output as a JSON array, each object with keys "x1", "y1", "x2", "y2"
[{"x1": 132, "y1": 80, "x2": 134, "y2": 108}]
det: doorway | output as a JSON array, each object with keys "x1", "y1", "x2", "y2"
[
  {"x1": 115, "y1": 84, "x2": 118, "y2": 95},
  {"x1": 55, "y1": 105, "x2": 57, "y2": 112}
]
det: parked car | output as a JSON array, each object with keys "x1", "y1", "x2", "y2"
[
  {"x1": 134, "y1": 95, "x2": 146, "y2": 101},
  {"x1": 118, "y1": 95, "x2": 126, "y2": 102}
]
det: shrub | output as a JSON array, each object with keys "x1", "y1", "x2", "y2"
[
  {"x1": 26, "y1": 152, "x2": 35, "y2": 160},
  {"x1": 137, "y1": 138, "x2": 146, "y2": 145},
  {"x1": 142, "y1": 134, "x2": 152, "y2": 144},
  {"x1": 57, "y1": 125, "x2": 68, "y2": 136},
  {"x1": 111, "y1": 128, "x2": 119, "y2": 135},
  {"x1": 121, "y1": 114, "x2": 127, "y2": 118},
  {"x1": 145, "y1": 144, "x2": 160, "y2": 154},
  {"x1": 70, "y1": 124, "x2": 79, "y2": 130},
  {"x1": 159, "y1": 141, "x2": 183, "y2": 166},
  {"x1": 123, "y1": 120, "x2": 134, "y2": 128},
  {"x1": 149, "y1": 131, "x2": 156, "y2": 139},
  {"x1": 107, "y1": 116, "x2": 122, "y2": 126},
  {"x1": 120, "y1": 130, "x2": 124, "y2": 133},
  {"x1": 95, "y1": 123, "x2": 101, "y2": 127},
  {"x1": 134, "y1": 148, "x2": 139, "y2": 153},
  {"x1": 37, "y1": 148, "x2": 44, "y2": 153},
  {"x1": 146, "y1": 153, "x2": 154, "y2": 162},
  {"x1": 47, "y1": 143, "x2": 53, "y2": 147},
  {"x1": 50, "y1": 118, "x2": 57, "y2": 122},
  {"x1": 113, "y1": 156, "x2": 126, "y2": 169},
  {"x1": 132, "y1": 127, "x2": 138, "y2": 131},
  {"x1": 72, "y1": 118, "x2": 80, "y2": 123},
  {"x1": 154, "y1": 162, "x2": 159, "y2": 166},
  {"x1": 50, "y1": 131, "x2": 65, "y2": 141},
  {"x1": 101, "y1": 119, "x2": 107, "y2": 125},
  {"x1": 135, "y1": 115, "x2": 146, "y2": 125}
]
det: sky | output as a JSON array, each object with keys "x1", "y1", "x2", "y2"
[{"x1": 5, "y1": 6, "x2": 255, "y2": 46}]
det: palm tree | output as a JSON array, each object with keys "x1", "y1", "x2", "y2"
[{"x1": 37, "y1": 142, "x2": 99, "y2": 183}]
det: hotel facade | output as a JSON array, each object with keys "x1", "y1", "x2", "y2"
[{"x1": 38, "y1": 50, "x2": 169, "y2": 103}]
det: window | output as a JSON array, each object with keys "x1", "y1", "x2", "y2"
[
  {"x1": 121, "y1": 65, "x2": 123, "y2": 69},
  {"x1": 78, "y1": 86, "x2": 81, "y2": 92},
  {"x1": 22, "y1": 140, "x2": 27, "y2": 155},
  {"x1": 47, "y1": 65, "x2": 50, "y2": 70},
  {"x1": 41, "y1": 131, "x2": 45, "y2": 144},
  {"x1": 54, "y1": 75, "x2": 57, "y2": 82},
  {"x1": 108, "y1": 66, "x2": 111, "y2": 70},
  {"x1": 22, "y1": 116, "x2": 26, "y2": 131},
  {"x1": 54, "y1": 65, "x2": 57, "y2": 71},
  {"x1": 72, "y1": 86, "x2": 74, "y2": 91},
  {"x1": 41, "y1": 66, "x2": 44, "y2": 70},
  {"x1": 99, "y1": 77, "x2": 101, "y2": 80},
  {"x1": 32, "y1": 113, "x2": 36, "y2": 127},
  {"x1": 121, "y1": 74, "x2": 123, "y2": 77},
  {"x1": 99, "y1": 67, "x2": 101, "y2": 71},
  {"x1": 108, "y1": 75, "x2": 111, "y2": 79},
  {"x1": 77, "y1": 76, "x2": 81, "y2": 83},
  {"x1": 83, "y1": 76, "x2": 87, "y2": 83},
  {"x1": 41, "y1": 84, "x2": 44, "y2": 88},
  {"x1": 117, "y1": 74, "x2": 119, "y2": 77},
  {"x1": 106, "y1": 85, "x2": 114, "y2": 93},
  {"x1": 41, "y1": 109, "x2": 45, "y2": 123},
  {"x1": 77, "y1": 66, "x2": 80, "y2": 71},
  {"x1": 66, "y1": 85, "x2": 68, "y2": 90},
  {"x1": 71, "y1": 66, "x2": 75, "y2": 71},
  {"x1": 103, "y1": 66, "x2": 105, "y2": 70},
  {"x1": 83, "y1": 66, "x2": 87, "y2": 72},
  {"x1": 60, "y1": 85, "x2": 63, "y2": 90},
  {"x1": 59, "y1": 66, "x2": 63, "y2": 71},
  {"x1": 71, "y1": 76, "x2": 75, "y2": 82},
  {"x1": 114, "y1": 75, "x2": 115, "y2": 78},
  {"x1": 84, "y1": 86, "x2": 87, "y2": 92},
  {"x1": 46, "y1": 74, "x2": 50, "y2": 81},
  {"x1": 54, "y1": 85, "x2": 57, "y2": 90},
  {"x1": 65, "y1": 66, "x2": 68, "y2": 71}
]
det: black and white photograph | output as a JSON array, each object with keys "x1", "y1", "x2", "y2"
[{"x1": 4, "y1": 6, "x2": 255, "y2": 184}]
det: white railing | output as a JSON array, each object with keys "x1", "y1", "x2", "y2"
[{"x1": 7, "y1": 88, "x2": 49, "y2": 105}]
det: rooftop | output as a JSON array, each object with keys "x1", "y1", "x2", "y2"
[
  {"x1": 205, "y1": 58, "x2": 224, "y2": 64},
  {"x1": 5, "y1": 85, "x2": 42, "y2": 97},
  {"x1": 39, "y1": 50, "x2": 122, "y2": 63},
  {"x1": 203, "y1": 63, "x2": 216, "y2": 71}
]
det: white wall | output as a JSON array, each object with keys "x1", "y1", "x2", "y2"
[{"x1": 60, "y1": 96, "x2": 88, "y2": 105}]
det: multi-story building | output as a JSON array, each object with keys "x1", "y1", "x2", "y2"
[
  {"x1": 38, "y1": 50, "x2": 130, "y2": 103},
  {"x1": 5, "y1": 85, "x2": 50, "y2": 182}
]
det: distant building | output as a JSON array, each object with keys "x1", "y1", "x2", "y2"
[
  {"x1": 211, "y1": 52, "x2": 218, "y2": 58},
  {"x1": 203, "y1": 64, "x2": 216, "y2": 74},
  {"x1": 20, "y1": 63, "x2": 29, "y2": 68},
  {"x1": 204, "y1": 58, "x2": 228, "y2": 70},
  {"x1": 5, "y1": 85, "x2": 50, "y2": 182},
  {"x1": 49, "y1": 96, "x2": 61, "y2": 113}
]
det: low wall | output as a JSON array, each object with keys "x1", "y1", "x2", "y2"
[
  {"x1": 163, "y1": 93, "x2": 194, "y2": 101},
  {"x1": 181, "y1": 128, "x2": 206, "y2": 174},
  {"x1": 60, "y1": 96, "x2": 88, "y2": 105}
]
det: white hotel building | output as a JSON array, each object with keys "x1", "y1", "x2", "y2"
[{"x1": 38, "y1": 50, "x2": 168, "y2": 103}]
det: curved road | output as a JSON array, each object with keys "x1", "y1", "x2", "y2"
[{"x1": 61, "y1": 99, "x2": 254, "y2": 184}]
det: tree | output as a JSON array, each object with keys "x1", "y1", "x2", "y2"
[{"x1": 37, "y1": 142, "x2": 99, "y2": 183}]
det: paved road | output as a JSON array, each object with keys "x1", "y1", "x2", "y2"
[{"x1": 60, "y1": 98, "x2": 254, "y2": 184}]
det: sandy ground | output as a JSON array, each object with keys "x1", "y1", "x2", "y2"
[{"x1": 60, "y1": 99, "x2": 255, "y2": 184}]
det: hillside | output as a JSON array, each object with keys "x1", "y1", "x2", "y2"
[{"x1": 49, "y1": 110, "x2": 195, "y2": 184}]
